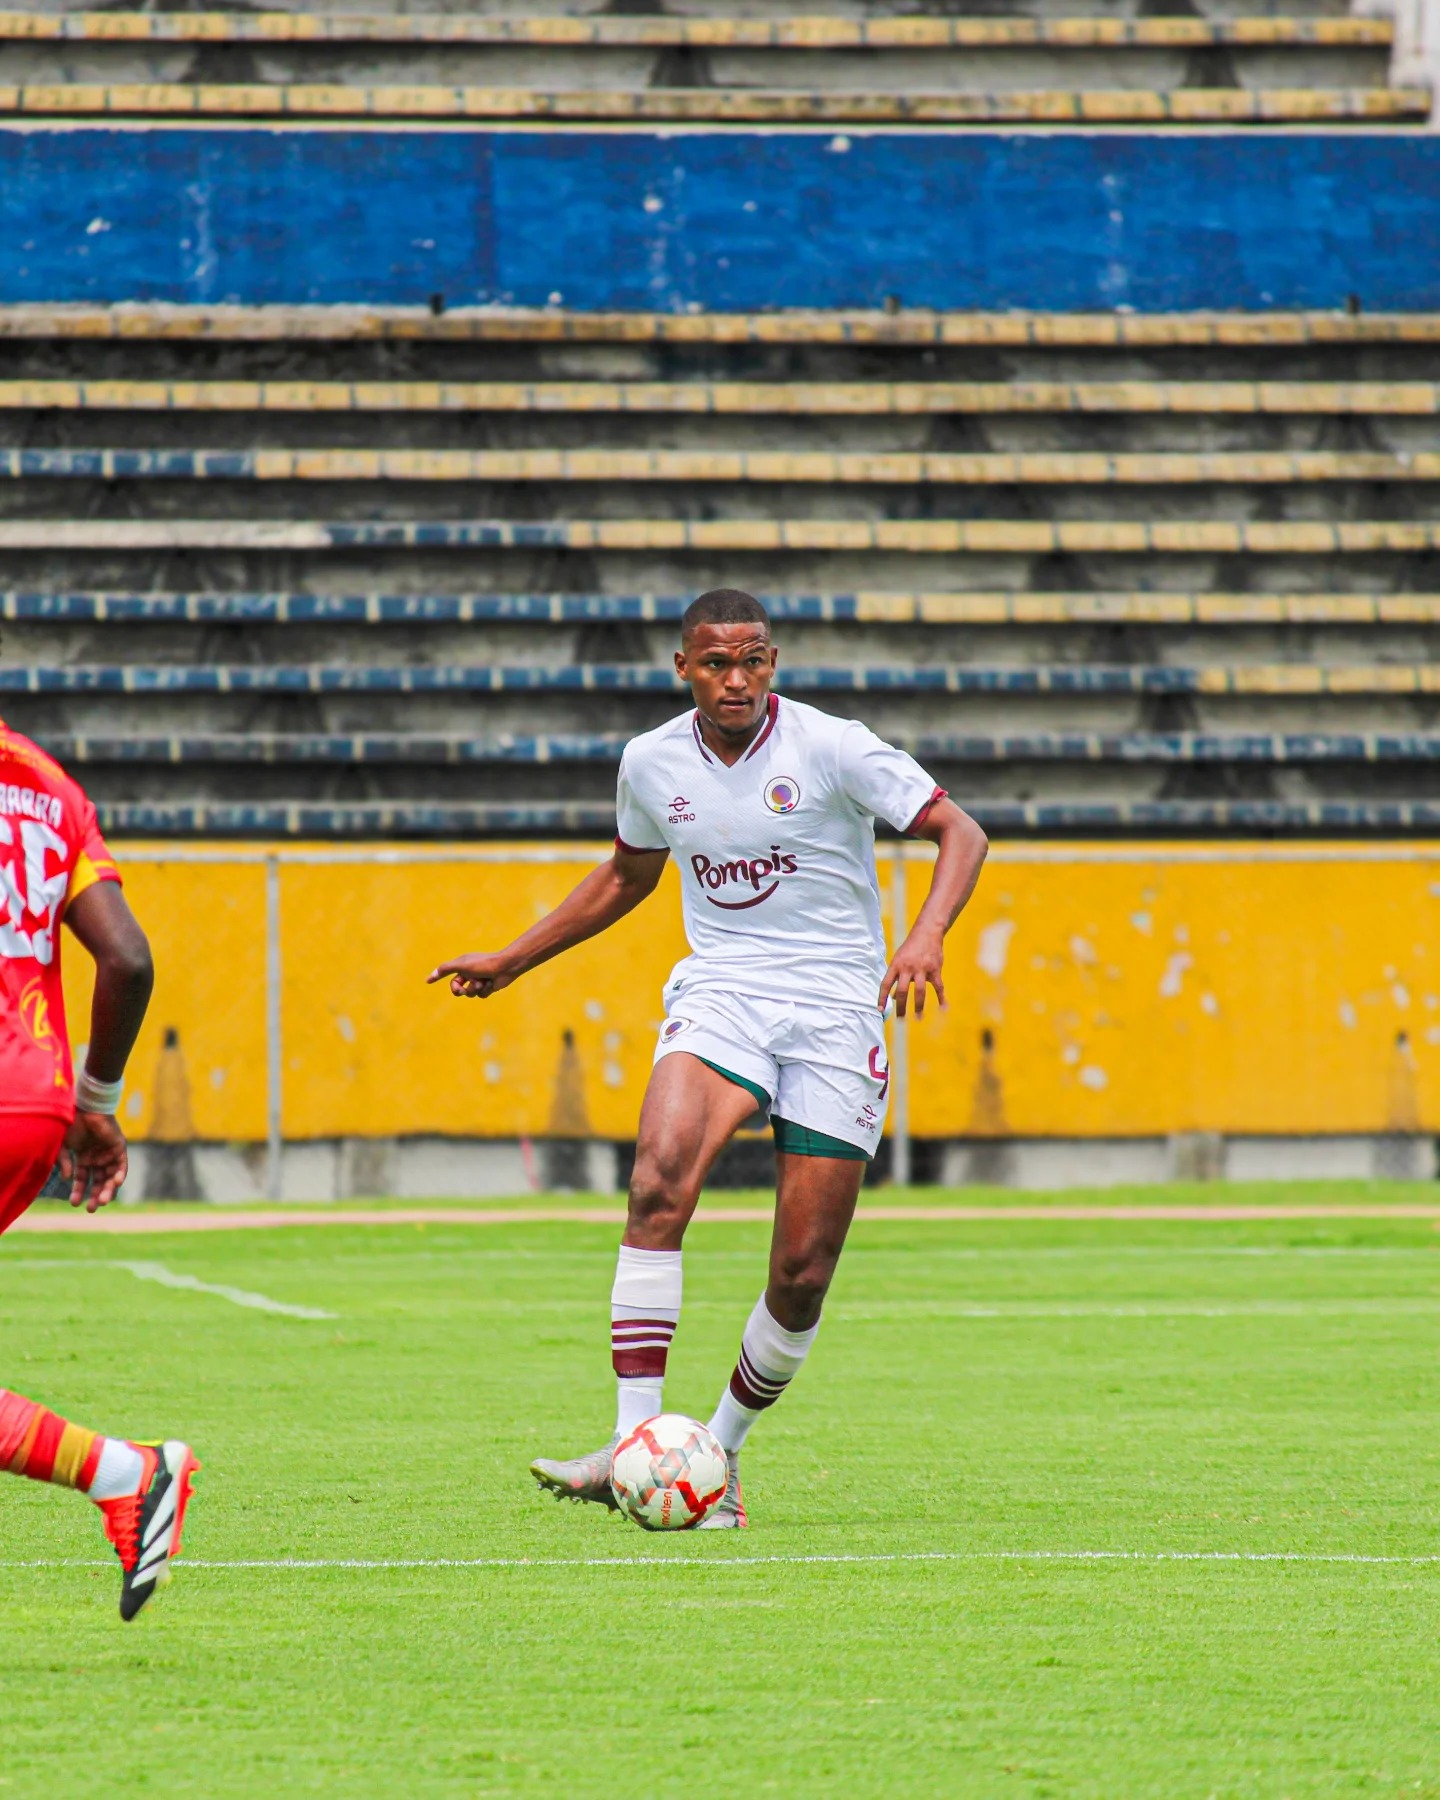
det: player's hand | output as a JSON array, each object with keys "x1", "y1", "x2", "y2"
[
  {"x1": 879, "y1": 927, "x2": 947, "y2": 1019},
  {"x1": 427, "y1": 952, "x2": 521, "y2": 999},
  {"x1": 59, "y1": 1112, "x2": 130, "y2": 1212}
]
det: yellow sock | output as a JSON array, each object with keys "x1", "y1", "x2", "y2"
[{"x1": 0, "y1": 1387, "x2": 103, "y2": 1490}]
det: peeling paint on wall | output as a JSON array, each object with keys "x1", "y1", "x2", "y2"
[
  {"x1": 977, "y1": 919, "x2": 1016, "y2": 980},
  {"x1": 4, "y1": 130, "x2": 1440, "y2": 309}
]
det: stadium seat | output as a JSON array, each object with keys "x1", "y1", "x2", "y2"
[
  {"x1": 3, "y1": 300, "x2": 1435, "y2": 834},
  {"x1": 5, "y1": 448, "x2": 1440, "y2": 483},
  {"x1": 1, "y1": 305, "x2": 1437, "y2": 348},
  {"x1": 5, "y1": 663, "x2": 1436, "y2": 697},
  {"x1": 0, "y1": 8, "x2": 1415, "y2": 124},
  {"x1": 7, "y1": 591, "x2": 1439, "y2": 626},
  {"x1": 32, "y1": 728, "x2": 1440, "y2": 767},
  {"x1": 3, "y1": 519, "x2": 1438, "y2": 554},
  {"x1": 6, "y1": 378, "x2": 1440, "y2": 414}
]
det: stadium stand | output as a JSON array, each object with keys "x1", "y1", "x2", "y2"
[
  {"x1": 0, "y1": 0, "x2": 1433, "y2": 838},
  {"x1": 0, "y1": 7, "x2": 1418, "y2": 124},
  {"x1": 2, "y1": 278, "x2": 1439, "y2": 836}
]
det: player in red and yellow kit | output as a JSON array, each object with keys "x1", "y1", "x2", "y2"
[{"x1": 0, "y1": 718, "x2": 199, "y2": 1619}]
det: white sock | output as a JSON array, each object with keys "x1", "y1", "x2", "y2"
[
  {"x1": 616, "y1": 1378, "x2": 664, "y2": 1438},
  {"x1": 84, "y1": 1437, "x2": 146, "y2": 1501},
  {"x1": 707, "y1": 1295, "x2": 819, "y2": 1452},
  {"x1": 611, "y1": 1244, "x2": 682, "y2": 1439},
  {"x1": 708, "y1": 1387, "x2": 757, "y2": 1456}
]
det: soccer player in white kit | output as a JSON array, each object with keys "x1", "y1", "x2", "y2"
[{"x1": 430, "y1": 590, "x2": 988, "y2": 1525}]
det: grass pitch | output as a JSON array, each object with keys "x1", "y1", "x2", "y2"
[{"x1": 2, "y1": 1187, "x2": 1438, "y2": 1797}]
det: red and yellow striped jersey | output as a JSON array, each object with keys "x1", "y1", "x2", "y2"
[{"x1": 0, "y1": 719, "x2": 121, "y2": 1121}]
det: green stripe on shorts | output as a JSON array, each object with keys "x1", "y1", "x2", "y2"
[
  {"x1": 772, "y1": 1115, "x2": 873, "y2": 1162},
  {"x1": 699, "y1": 1057, "x2": 771, "y2": 1114}
]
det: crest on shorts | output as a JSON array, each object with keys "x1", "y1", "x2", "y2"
[
  {"x1": 763, "y1": 776, "x2": 801, "y2": 815},
  {"x1": 660, "y1": 1018, "x2": 691, "y2": 1042}
]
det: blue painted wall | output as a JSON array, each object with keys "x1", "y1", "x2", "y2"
[{"x1": 2, "y1": 128, "x2": 1437, "y2": 311}]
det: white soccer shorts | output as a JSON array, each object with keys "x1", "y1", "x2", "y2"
[{"x1": 652, "y1": 985, "x2": 891, "y2": 1159}]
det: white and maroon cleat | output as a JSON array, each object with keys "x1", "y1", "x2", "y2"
[
  {"x1": 530, "y1": 1434, "x2": 622, "y2": 1511},
  {"x1": 696, "y1": 1452, "x2": 747, "y2": 1529}
]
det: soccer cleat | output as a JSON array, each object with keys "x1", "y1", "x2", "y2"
[
  {"x1": 530, "y1": 1434, "x2": 622, "y2": 1512},
  {"x1": 97, "y1": 1439, "x2": 200, "y2": 1621},
  {"x1": 696, "y1": 1451, "x2": 747, "y2": 1529}
]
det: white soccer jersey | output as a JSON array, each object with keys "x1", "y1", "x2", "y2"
[{"x1": 615, "y1": 695, "x2": 942, "y2": 1010}]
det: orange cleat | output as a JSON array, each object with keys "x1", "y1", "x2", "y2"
[{"x1": 97, "y1": 1440, "x2": 200, "y2": 1621}]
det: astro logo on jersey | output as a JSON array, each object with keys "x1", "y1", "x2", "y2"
[
  {"x1": 763, "y1": 776, "x2": 801, "y2": 815},
  {"x1": 690, "y1": 846, "x2": 799, "y2": 910},
  {"x1": 668, "y1": 796, "x2": 696, "y2": 823}
]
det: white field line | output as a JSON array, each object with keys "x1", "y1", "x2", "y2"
[
  {"x1": 118, "y1": 1260, "x2": 336, "y2": 1319},
  {"x1": 1, "y1": 1257, "x2": 335, "y2": 1320},
  {"x1": 5, "y1": 1550, "x2": 1440, "y2": 1572}
]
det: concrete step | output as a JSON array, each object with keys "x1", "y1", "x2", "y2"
[
  {"x1": 7, "y1": 660, "x2": 1438, "y2": 695},
  {"x1": 8, "y1": 589, "x2": 1439, "y2": 625},
  {"x1": 0, "y1": 82, "x2": 1417, "y2": 119},
  {"x1": 0, "y1": 14, "x2": 1390, "y2": 49},
  {"x1": 8, "y1": 377, "x2": 1440, "y2": 414},
  {"x1": 1, "y1": 516, "x2": 1438, "y2": 554},
  {"x1": 32, "y1": 728, "x2": 1440, "y2": 765},
  {"x1": 9, "y1": 443, "x2": 1440, "y2": 484},
  {"x1": 1, "y1": 304, "x2": 1433, "y2": 350}
]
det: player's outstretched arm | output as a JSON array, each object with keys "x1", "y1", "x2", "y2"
[
  {"x1": 879, "y1": 798, "x2": 988, "y2": 1018},
  {"x1": 429, "y1": 843, "x2": 670, "y2": 1000},
  {"x1": 62, "y1": 881, "x2": 156, "y2": 1211}
]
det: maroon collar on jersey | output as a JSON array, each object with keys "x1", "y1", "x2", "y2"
[{"x1": 690, "y1": 693, "x2": 780, "y2": 768}]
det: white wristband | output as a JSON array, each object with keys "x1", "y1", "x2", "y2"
[{"x1": 75, "y1": 1069, "x2": 123, "y2": 1114}]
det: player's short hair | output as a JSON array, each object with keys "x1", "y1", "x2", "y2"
[{"x1": 681, "y1": 588, "x2": 771, "y2": 642}]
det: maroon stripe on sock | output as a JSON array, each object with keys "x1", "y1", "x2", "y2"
[
  {"x1": 728, "y1": 1365, "x2": 773, "y2": 1410},
  {"x1": 730, "y1": 1347, "x2": 791, "y2": 1411},
  {"x1": 738, "y1": 1348, "x2": 788, "y2": 1396},
  {"x1": 611, "y1": 1314, "x2": 677, "y2": 1377}
]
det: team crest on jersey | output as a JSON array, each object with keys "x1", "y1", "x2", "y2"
[{"x1": 763, "y1": 776, "x2": 801, "y2": 815}]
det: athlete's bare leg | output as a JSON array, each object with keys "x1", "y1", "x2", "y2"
[
  {"x1": 765, "y1": 1152, "x2": 866, "y2": 1330},
  {"x1": 529, "y1": 1053, "x2": 759, "y2": 1504},
  {"x1": 624, "y1": 1051, "x2": 761, "y2": 1250},
  {"x1": 693, "y1": 1151, "x2": 865, "y2": 1526}
]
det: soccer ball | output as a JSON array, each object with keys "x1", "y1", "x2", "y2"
[{"x1": 610, "y1": 1414, "x2": 728, "y2": 1531}]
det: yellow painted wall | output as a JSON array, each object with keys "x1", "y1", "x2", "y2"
[
  {"x1": 58, "y1": 842, "x2": 1440, "y2": 1141},
  {"x1": 903, "y1": 846, "x2": 1439, "y2": 1138}
]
